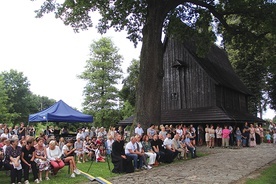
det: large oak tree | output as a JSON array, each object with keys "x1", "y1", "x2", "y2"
[{"x1": 34, "y1": 0, "x2": 275, "y2": 128}]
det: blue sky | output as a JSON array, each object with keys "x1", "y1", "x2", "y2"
[{"x1": 0, "y1": 0, "x2": 274, "y2": 119}]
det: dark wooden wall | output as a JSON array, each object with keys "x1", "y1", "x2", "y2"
[
  {"x1": 162, "y1": 38, "x2": 216, "y2": 110},
  {"x1": 162, "y1": 38, "x2": 248, "y2": 112},
  {"x1": 216, "y1": 86, "x2": 248, "y2": 112}
]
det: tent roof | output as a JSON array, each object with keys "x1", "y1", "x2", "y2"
[{"x1": 29, "y1": 100, "x2": 93, "y2": 123}]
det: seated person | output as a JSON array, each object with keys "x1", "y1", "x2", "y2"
[
  {"x1": 125, "y1": 136, "x2": 143, "y2": 170},
  {"x1": 95, "y1": 145, "x2": 106, "y2": 162},
  {"x1": 135, "y1": 135, "x2": 152, "y2": 169},
  {"x1": 62, "y1": 139, "x2": 81, "y2": 178},
  {"x1": 84, "y1": 136, "x2": 94, "y2": 161},
  {"x1": 0, "y1": 146, "x2": 4, "y2": 169},
  {"x1": 34, "y1": 137, "x2": 50, "y2": 181},
  {"x1": 21, "y1": 137, "x2": 40, "y2": 184},
  {"x1": 74, "y1": 137, "x2": 84, "y2": 163},
  {"x1": 4, "y1": 138, "x2": 22, "y2": 184},
  {"x1": 111, "y1": 134, "x2": 133, "y2": 173},
  {"x1": 105, "y1": 135, "x2": 114, "y2": 155},
  {"x1": 46, "y1": 140, "x2": 64, "y2": 175},
  {"x1": 184, "y1": 133, "x2": 197, "y2": 158},
  {"x1": 151, "y1": 134, "x2": 166, "y2": 163},
  {"x1": 142, "y1": 135, "x2": 157, "y2": 166},
  {"x1": 163, "y1": 133, "x2": 179, "y2": 163},
  {"x1": 172, "y1": 134, "x2": 186, "y2": 159}
]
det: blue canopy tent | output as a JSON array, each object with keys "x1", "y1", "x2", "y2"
[{"x1": 28, "y1": 100, "x2": 93, "y2": 123}]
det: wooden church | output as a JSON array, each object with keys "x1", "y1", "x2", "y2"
[
  {"x1": 118, "y1": 37, "x2": 264, "y2": 126},
  {"x1": 161, "y1": 37, "x2": 264, "y2": 124}
]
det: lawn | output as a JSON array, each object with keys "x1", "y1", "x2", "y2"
[
  {"x1": 0, "y1": 153, "x2": 207, "y2": 184},
  {"x1": 0, "y1": 158, "x2": 118, "y2": 184},
  {"x1": 245, "y1": 163, "x2": 276, "y2": 184}
]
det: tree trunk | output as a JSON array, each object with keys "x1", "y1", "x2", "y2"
[{"x1": 135, "y1": 1, "x2": 165, "y2": 129}]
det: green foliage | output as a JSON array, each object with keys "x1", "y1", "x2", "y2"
[
  {"x1": 33, "y1": 0, "x2": 276, "y2": 126},
  {"x1": 225, "y1": 2, "x2": 276, "y2": 113},
  {"x1": 120, "y1": 100, "x2": 135, "y2": 119},
  {"x1": 0, "y1": 76, "x2": 10, "y2": 123},
  {"x1": 1, "y1": 69, "x2": 32, "y2": 123},
  {"x1": 79, "y1": 37, "x2": 123, "y2": 128},
  {"x1": 0, "y1": 69, "x2": 56, "y2": 124},
  {"x1": 119, "y1": 59, "x2": 139, "y2": 107}
]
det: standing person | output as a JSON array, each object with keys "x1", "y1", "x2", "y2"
[
  {"x1": 265, "y1": 131, "x2": 272, "y2": 143},
  {"x1": 117, "y1": 126, "x2": 124, "y2": 137},
  {"x1": 249, "y1": 124, "x2": 256, "y2": 147},
  {"x1": 159, "y1": 126, "x2": 167, "y2": 140},
  {"x1": 235, "y1": 127, "x2": 242, "y2": 148},
  {"x1": 273, "y1": 130, "x2": 276, "y2": 144},
  {"x1": 46, "y1": 140, "x2": 64, "y2": 175},
  {"x1": 176, "y1": 125, "x2": 183, "y2": 138},
  {"x1": 34, "y1": 138, "x2": 50, "y2": 182},
  {"x1": 135, "y1": 123, "x2": 144, "y2": 137},
  {"x1": 147, "y1": 124, "x2": 156, "y2": 140},
  {"x1": 208, "y1": 125, "x2": 215, "y2": 148},
  {"x1": 243, "y1": 122, "x2": 250, "y2": 147},
  {"x1": 18, "y1": 122, "x2": 26, "y2": 140},
  {"x1": 0, "y1": 128, "x2": 11, "y2": 139},
  {"x1": 13, "y1": 125, "x2": 19, "y2": 136},
  {"x1": 255, "y1": 124, "x2": 261, "y2": 145},
  {"x1": 4, "y1": 138, "x2": 22, "y2": 184},
  {"x1": 222, "y1": 125, "x2": 230, "y2": 148},
  {"x1": 259, "y1": 124, "x2": 264, "y2": 143},
  {"x1": 21, "y1": 137, "x2": 40, "y2": 184},
  {"x1": 205, "y1": 124, "x2": 210, "y2": 147},
  {"x1": 189, "y1": 126, "x2": 196, "y2": 146},
  {"x1": 216, "y1": 125, "x2": 222, "y2": 147},
  {"x1": 197, "y1": 125, "x2": 204, "y2": 146}
]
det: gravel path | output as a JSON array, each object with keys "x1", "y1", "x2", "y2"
[{"x1": 103, "y1": 143, "x2": 276, "y2": 184}]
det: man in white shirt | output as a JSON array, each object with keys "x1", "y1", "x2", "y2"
[
  {"x1": 125, "y1": 136, "x2": 143, "y2": 170},
  {"x1": 134, "y1": 123, "x2": 144, "y2": 137},
  {"x1": 163, "y1": 133, "x2": 178, "y2": 163}
]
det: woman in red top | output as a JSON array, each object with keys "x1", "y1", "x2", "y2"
[{"x1": 222, "y1": 125, "x2": 230, "y2": 148}]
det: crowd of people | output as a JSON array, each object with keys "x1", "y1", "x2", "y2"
[
  {"x1": 0, "y1": 121, "x2": 276, "y2": 183},
  {"x1": 0, "y1": 122, "x2": 83, "y2": 184}
]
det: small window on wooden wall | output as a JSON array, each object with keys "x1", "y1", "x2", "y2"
[{"x1": 171, "y1": 93, "x2": 178, "y2": 100}]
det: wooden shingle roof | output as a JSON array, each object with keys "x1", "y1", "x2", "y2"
[
  {"x1": 183, "y1": 41, "x2": 252, "y2": 95},
  {"x1": 161, "y1": 107, "x2": 265, "y2": 124}
]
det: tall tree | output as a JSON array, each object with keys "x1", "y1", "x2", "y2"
[
  {"x1": 225, "y1": 5, "x2": 276, "y2": 115},
  {"x1": 1, "y1": 69, "x2": 32, "y2": 123},
  {"x1": 34, "y1": 0, "x2": 275, "y2": 128},
  {"x1": 119, "y1": 59, "x2": 140, "y2": 119},
  {"x1": 0, "y1": 76, "x2": 10, "y2": 123},
  {"x1": 79, "y1": 37, "x2": 123, "y2": 127}
]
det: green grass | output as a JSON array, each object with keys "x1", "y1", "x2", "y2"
[
  {"x1": 246, "y1": 163, "x2": 276, "y2": 184},
  {"x1": 0, "y1": 159, "x2": 118, "y2": 184},
  {"x1": 0, "y1": 152, "x2": 207, "y2": 184}
]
